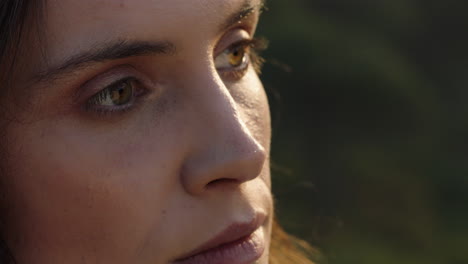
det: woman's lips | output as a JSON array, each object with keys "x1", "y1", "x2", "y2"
[{"x1": 173, "y1": 214, "x2": 266, "y2": 264}]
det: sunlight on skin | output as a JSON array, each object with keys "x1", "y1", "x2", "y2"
[{"x1": 1, "y1": 0, "x2": 272, "y2": 264}]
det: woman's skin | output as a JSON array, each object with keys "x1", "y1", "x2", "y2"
[{"x1": 0, "y1": 0, "x2": 272, "y2": 263}]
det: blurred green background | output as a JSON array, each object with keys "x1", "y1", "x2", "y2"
[{"x1": 257, "y1": 1, "x2": 468, "y2": 263}]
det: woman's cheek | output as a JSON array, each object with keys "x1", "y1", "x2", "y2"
[{"x1": 2, "y1": 117, "x2": 178, "y2": 262}]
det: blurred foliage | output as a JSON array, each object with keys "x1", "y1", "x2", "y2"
[{"x1": 256, "y1": 0, "x2": 468, "y2": 263}]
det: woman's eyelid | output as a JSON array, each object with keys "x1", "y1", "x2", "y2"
[{"x1": 213, "y1": 27, "x2": 253, "y2": 57}]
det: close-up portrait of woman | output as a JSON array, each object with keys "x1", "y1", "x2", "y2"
[
  {"x1": 0, "y1": 0, "x2": 317, "y2": 263},
  {"x1": 2, "y1": 0, "x2": 467, "y2": 263}
]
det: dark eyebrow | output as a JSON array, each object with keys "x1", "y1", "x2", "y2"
[
  {"x1": 219, "y1": 0, "x2": 265, "y2": 32},
  {"x1": 34, "y1": 40, "x2": 176, "y2": 82}
]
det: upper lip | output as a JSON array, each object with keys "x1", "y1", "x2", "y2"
[{"x1": 174, "y1": 212, "x2": 266, "y2": 262}]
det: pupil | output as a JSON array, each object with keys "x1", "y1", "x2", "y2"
[
  {"x1": 229, "y1": 48, "x2": 244, "y2": 66},
  {"x1": 111, "y1": 81, "x2": 132, "y2": 105}
]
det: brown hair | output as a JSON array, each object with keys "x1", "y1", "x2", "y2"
[{"x1": 270, "y1": 220, "x2": 318, "y2": 264}]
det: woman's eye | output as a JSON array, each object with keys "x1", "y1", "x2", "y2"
[
  {"x1": 86, "y1": 77, "x2": 142, "y2": 114},
  {"x1": 215, "y1": 42, "x2": 250, "y2": 77},
  {"x1": 214, "y1": 38, "x2": 268, "y2": 80}
]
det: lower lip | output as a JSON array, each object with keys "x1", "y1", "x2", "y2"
[{"x1": 174, "y1": 227, "x2": 265, "y2": 264}]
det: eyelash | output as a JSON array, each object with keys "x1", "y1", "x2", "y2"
[{"x1": 84, "y1": 37, "x2": 268, "y2": 117}]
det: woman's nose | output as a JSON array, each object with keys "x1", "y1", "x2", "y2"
[{"x1": 180, "y1": 71, "x2": 267, "y2": 196}]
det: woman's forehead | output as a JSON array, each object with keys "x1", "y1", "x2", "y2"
[
  {"x1": 35, "y1": 0, "x2": 263, "y2": 74},
  {"x1": 42, "y1": 0, "x2": 261, "y2": 61}
]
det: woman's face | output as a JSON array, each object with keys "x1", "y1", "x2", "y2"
[{"x1": 1, "y1": 0, "x2": 272, "y2": 263}]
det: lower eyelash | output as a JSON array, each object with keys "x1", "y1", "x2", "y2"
[
  {"x1": 84, "y1": 98, "x2": 136, "y2": 117},
  {"x1": 94, "y1": 101, "x2": 133, "y2": 113}
]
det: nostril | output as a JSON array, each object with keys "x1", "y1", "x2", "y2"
[{"x1": 206, "y1": 178, "x2": 240, "y2": 189}]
